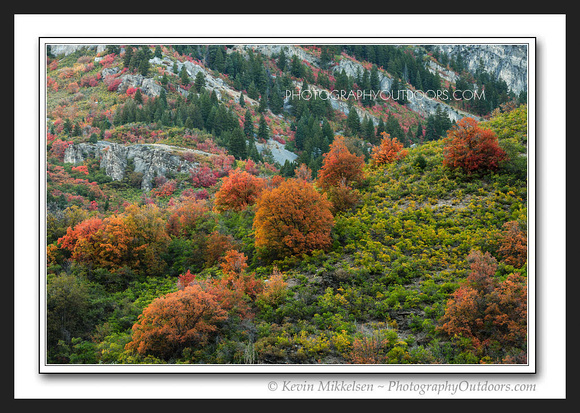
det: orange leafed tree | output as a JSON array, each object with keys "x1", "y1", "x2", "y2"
[
  {"x1": 57, "y1": 216, "x2": 104, "y2": 263},
  {"x1": 253, "y1": 178, "x2": 334, "y2": 259},
  {"x1": 498, "y1": 220, "x2": 527, "y2": 268},
  {"x1": 370, "y1": 132, "x2": 408, "y2": 167},
  {"x1": 57, "y1": 204, "x2": 169, "y2": 275},
  {"x1": 165, "y1": 198, "x2": 212, "y2": 237},
  {"x1": 443, "y1": 117, "x2": 507, "y2": 174},
  {"x1": 317, "y1": 135, "x2": 365, "y2": 191},
  {"x1": 213, "y1": 168, "x2": 266, "y2": 213},
  {"x1": 125, "y1": 284, "x2": 228, "y2": 360},
  {"x1": 437, "y1": 250, "x2": 527, "y2": 361}
]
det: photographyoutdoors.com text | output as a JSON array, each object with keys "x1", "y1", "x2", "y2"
[
  {"x1": 284, "y1": 88, "x2": 485, "y2": 102},
  {"x1": 267, "y1": 379, "x2": 536, "y2": 395}
]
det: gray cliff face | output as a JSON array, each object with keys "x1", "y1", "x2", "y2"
[
  {"x1": 435, "y1": 44, "x2": 528, "y2": 95},
  {"x1": 328, "y1": 56, "x2": 478, "y2": 122},
  {"x1": 64, "y1": 142, "x2": 204, "y2": 191}
]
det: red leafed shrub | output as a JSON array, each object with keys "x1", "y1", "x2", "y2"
[
  {"x1": 104, "y1": 75, "x2": 122, "y2": 92},
  {"x1": 49, "y1": 139, "x2": 73, "y2": 161},
  {"x1": 443, "y1": 117, "x2": 507, "y2": 174},
  {"x1": 98, "y1": 53, "x2": 116, "y2": 68},
  {"x1": 80, "y1": 74, "x2": 99, "y2": 87},
  {"x1": 151, "y1": 179, "x2": 177, "y2": 198},
  {"x1": 125, "y1": 284, "x2": 228, "y2": 360},
  {"x1": 498, "y1": 221, "x2": 527, "y2": 268},
  {"x1": 213, "y1": 169, "x2": 266, "y2": 213},
  {"x1": 190, "y1": 166, "x2": 217, "y2": 188},
  {"x1": 71, "y1": 165, "x2": 89, "y2": 175},
  {"x1": 437, "y1": 250, "x2": 527, "y2": 361},
  {"x1": 165, "y1": 198, "x2": 212, "y2": 237},
  {"x1": 177, "y1": 269, "x2": 197, "y2": 290}
]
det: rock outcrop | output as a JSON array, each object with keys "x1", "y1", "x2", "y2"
[
  {"x1": 434, "y1": 44, "x2": 528, "y2": 95},
  {"x1": 64, "y1": 141, "x2": 207, "y2": 191}
]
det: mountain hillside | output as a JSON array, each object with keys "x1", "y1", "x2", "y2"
[{"x1": 45, "y1": 43, "x2": 529, "y2": 366}]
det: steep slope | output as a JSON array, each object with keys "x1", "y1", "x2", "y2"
[{"x1": 44, "y1": 43, "x2": 528, "y2": 366}]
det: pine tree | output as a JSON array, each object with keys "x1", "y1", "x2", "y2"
[
  {"x1": 154, "y1": 45, "x2": 162, "y2": 59},
  {"x1": 194, "y1": 72, "x2": 205, "y2": 93},
  {"x1": 375, "y1": 118, "x2": 386, "y2": 145},
  {"x1": 228, "y1": 127, "x2": 248, "y2": 159},
  {"x1": 134, "y1": 89, "x2": 143, "y2": 105},
  {"x1": 370, "y1": 65, "x2": 380, "y2": 92},
  {"x1": 346, "y1": 105, "x2": 361, "y2": 136},
  {"x1": 243, "y1": 109, "x2": 254, "y2": 138},
  {"x1": 277, "y1": 48, "x2": 287, "y2": 71},
  {"x1": 180, "y1": 66, "x2": 190, "y2": 86},
  {"x1": 123, "y1": 45, "x2": 134, "y2": 68},
  {"x1": 257, "y1": 115, "x2": 269, "y2": 141}
]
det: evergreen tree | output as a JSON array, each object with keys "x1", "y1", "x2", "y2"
[
  {"x1": 154, "y1": 45, "x2": 163, "y2": 59},
  {"x1": 134, "y1": 88, "x2": 143, "y2": 105},
  {"x1": 138, "y1": 56, "x2": 150, "y2": 76},
  {"x1": 346, "y1": 105, "x2": 361, "y2": 136},
  {"x1": 258, "y1": 95, "x2": 267, "y2": 113},
  {"x1": 361, "y1": 116, "x2": 375, "y2": 143},
  {"x1": 290, "y1": 55, "x2": 303, "y2": 78},
  {"x1": 322, "y1": 118, "x2": 334, "y2": 143},
  {"x1": 194, "y1": 72, "x2": 205, "y2": 93},
  {"x1": 123, "y1": 46, "x2": 134, "y2": 68},
  {"x1": 415, "y1": 123, "x2": 424, "y2": 143},
  {"x1": 257, "y1": 114, "x2": 269, "y2": 140},
  {"x1": 376, "y1": 118, "x2": 386, "y2": 144},
  {"x1": 247, "y1": 138, "x2": 262, "y2": 162},
  {"x1": 243, "y1": 109, "x2": 254, "y2": 138},
  {"x1": 228, "y1": 127, "x2": 248, "y2": 159},
  {"x1": 424, "y1": 114, "x2": 438, "y2": 141},
  {"x1": 180, "y1": 66, "x2": 190, "y2": 86},
  {"x1": 277, "y1": 48, "x2": 287, "y2": 72},
  {"x1": 370, "y1": 65, "x2": 380, "y2": 92},
  {"x1": 247, "y1": 81, "x2": 259, "y2": 100},
  {"x1": 294, "y1": 115, "x2": 308, "y2": 151},
  {"x1": 269, "y1": 82, "x2": 284, "y2": 114},
  {"x1": 319, "y1": 46, "x2": 333, "y2": 69},
  {"x1": 385, "y1": 115, "x2": 403, "y2": 140}
]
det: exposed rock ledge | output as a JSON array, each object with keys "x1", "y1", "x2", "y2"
[{"x1": 64, "y1": 141, "x2": 210, "y2": 191}]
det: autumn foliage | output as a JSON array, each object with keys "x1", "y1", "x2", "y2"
[
  {"x1": 125, "y1": 284, "x2": 228, "y2": 360},
  {"x1": 498, "y1": 220, "x2": 527, "y2": 268},
  {"x1": 437, "y1": 250, "x2": 527, "y2": 361},
  {"x1": 371, "y1": 132, "x2": 408, "y2": 167},
  {"x1": 213, "y1": 168, "x2": 266, "y2": 213},
  {"x1": 317, "y1": 135, "x2": 365, "y2": 191},
  {"x1": 443, "y1": 117, "x2": 507, "y2": 174},
  {"x1": 57, "y1": 204, "x2": 169, "y2": 275},
  {"x1": 253, "y1": 178, "x2": 334, "y2": 258}
]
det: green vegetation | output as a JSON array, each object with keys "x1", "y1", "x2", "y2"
[{"x1": 45, "y1": 44, "x2": 528, "y2": 366}]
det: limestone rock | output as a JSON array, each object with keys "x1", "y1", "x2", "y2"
[{"x1": 63, "y1": 141, "x2": 206, "y2": 191}]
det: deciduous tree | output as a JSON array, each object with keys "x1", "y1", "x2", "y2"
[
  {"x1": 317, "y1": 135, "x2": 365, "y2": 191},
  {"x1": 443, "y1": 117, "x2": 507, "y2": 174},
  {"x1": 498, "y1": 220, "x2": 527, "y2": 268},
  {"x1": 253, "y1": 178, "x2": 334, "y2": 258},
  {"x1": 437, "y1": 250, "x2": 527, "y2": 361},
  {"x1": 370, "y1": 132, "x2": 408, "y2": 167},
  {"x1": 213, "y1": 169, "x2": 266, "y2": 213},
  {"x1": 126, "y1": 284, "x2": 228, "y2": 360}
]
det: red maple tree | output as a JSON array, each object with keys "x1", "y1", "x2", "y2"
[{"x1": 443, "y1": 117, "x2": 507, "y2": 174}]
